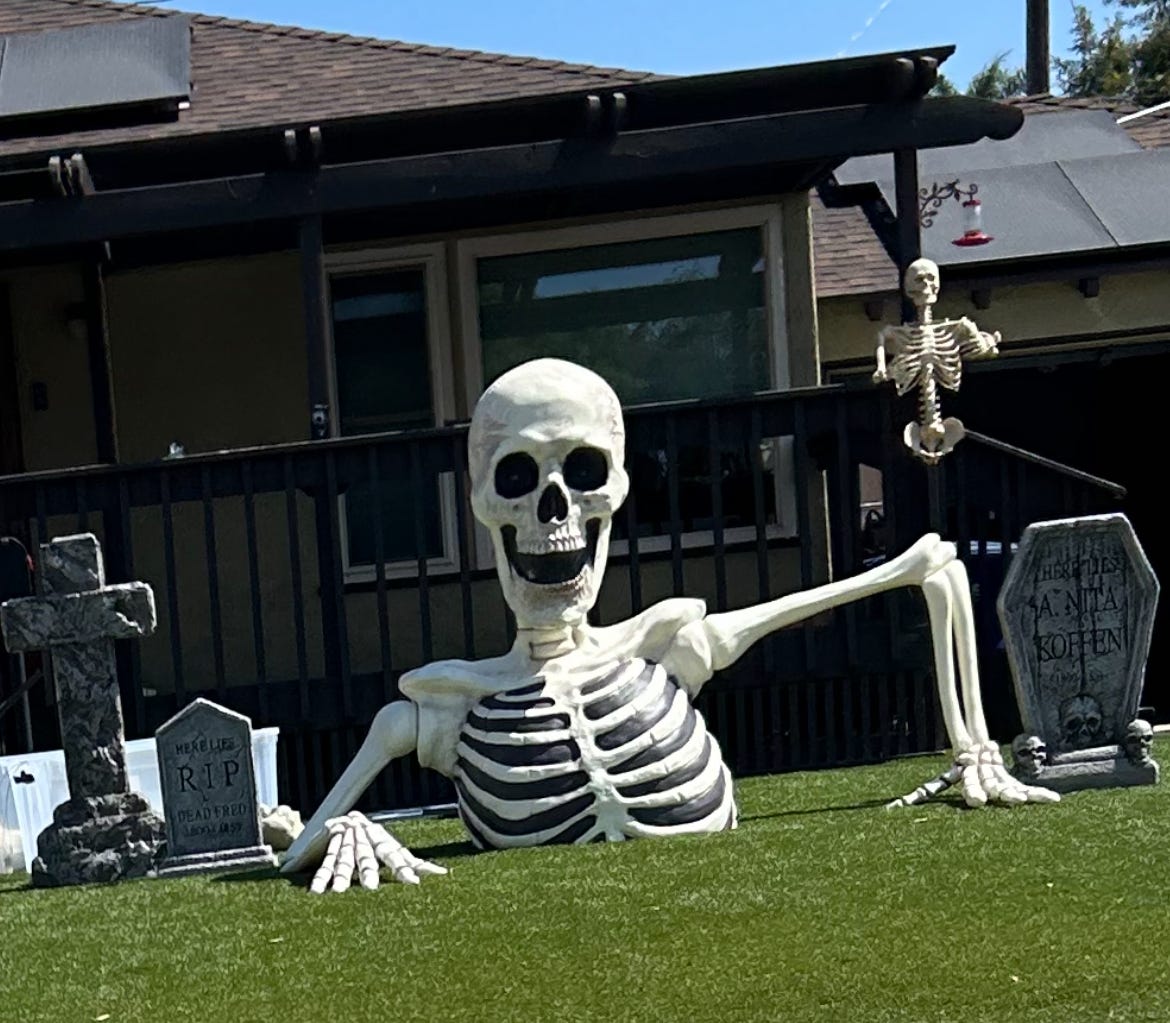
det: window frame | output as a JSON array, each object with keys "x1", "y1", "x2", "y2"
[
  {"x1": 455, "y1": 205, "x2": 797, "y2": 567},
  {"x1": 324, "y1": 242, "x2": 460, "y2": 582}
]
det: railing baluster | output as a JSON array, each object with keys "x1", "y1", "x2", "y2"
[
  {"x1": 241, "y1": 461, "x2": 268, "y2": 720},
  {"x1": 792, "y1": 400, "x2": 816, "y2": 676},
  {"x1": 283, "y1": 456, "x2": 311, "y2": 722},
  {"x1": 624, "y1": 468, "x2": 642, "y2": 615},
  {"x1": 706, "y1": 410, "x2": 727, "y2": 612},
  {"x1": 833, "y1": 401, "x2": 860, "y2": 668},
  {"x1": 74, "y1": 479, "x2": 89, "y2": 533},
  {"x1": 116, "y1": 476, "x2": 144, "y2": 734},
  {"x1": 410, "y1": 445, "x2": 433, "y2": 664},
  {"x1": 159, "y1": 470, "x2": 185, "y2": 707},
  {"x1": 749, "y1": 409, "x2": 769, "y2": 601},
  {"x1": 451, "y1": 436, "x2": 476, "y2": 660},
  {"x1": 324, "y1": 452, "x2": 353, "y2": 720},
  {"x1": 368, "y1": 447, "x2": 394, "y2": 698},
  {"x1": 201, "y1": 466, "x2": 227, "y2": 702},
  {"x1": 665, "y1": 416, "x2": 684, "y2": 596}
]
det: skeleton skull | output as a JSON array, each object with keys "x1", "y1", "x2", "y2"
[
  {"x1": 1059, "y1": 693, "x2": 1104, "y2": 750},
  {"x1": 903, "y1": 257, "x2": 940, "y2": 310},
  {"x1": 468, "y1": 359, "x2": 629, "y2": 629},
  {"x1": 1123, "y1": 719, "x2": 1155, "y2": 765},
  {"x1": 1011, "y1": 734, "x2": 1048, "y2": 778}
]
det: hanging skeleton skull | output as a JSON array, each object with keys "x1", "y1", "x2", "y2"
[
  {"x1": 1010, "y1": 734, "x2": 1048, "y2": 779},
  {"x1": 1059, "y1": 693, "x2": 1104, "y2": 750},
  {"x1": 282, "y1": 358, "x2": 1058, "y2": 892},
  {"x1": 1123, "y1": 719, "x2": 1155, "y2": 766}
]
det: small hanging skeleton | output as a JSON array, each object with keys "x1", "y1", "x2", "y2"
[
  {"x1": 283, "y1": 358, "x2": 1056, "y2": 892},
  {"x1": 873, "y1": 258, "x2": 1001, "y2": 463}
]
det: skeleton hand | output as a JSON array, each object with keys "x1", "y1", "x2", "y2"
[
  {"x1": 889, "y1": 742, "x2": 1060, "y2": 809},
  {"x1": 308, "y1": 811, "x2": 448, "y2": 894}
]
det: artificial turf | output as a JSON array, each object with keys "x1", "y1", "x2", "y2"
[{"x1": 1, "y1": 746, "x2": 1167, "y2": 1023}]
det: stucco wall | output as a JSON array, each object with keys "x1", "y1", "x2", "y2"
[
  {"x1": 104, "y1": 253, "x2": 309, "y2": 462},
  {"x1": 5, "y1": 264, "x2": 97, "y2": 471},
  {"x1": 817, "y1": 269, "x2": 1170, "y2": 369}
]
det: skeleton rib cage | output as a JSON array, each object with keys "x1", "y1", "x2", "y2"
[{"x1": 453, "y1": 659, "x2": 736, "y2": 848}]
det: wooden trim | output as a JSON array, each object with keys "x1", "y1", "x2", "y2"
[{"x1": 0, "y1": 98, "x2": 1024, "y2": 255}]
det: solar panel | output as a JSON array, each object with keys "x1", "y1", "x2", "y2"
[
  {"x1": 835, "y1": 109, "x2": 1140, "y2": 188},
  {"x1": 1061, "y1": 150, "x2": 1170, "y2": 248},
  {"x1": 0, "y1": 15, "x2": 190, "y2": 123}
]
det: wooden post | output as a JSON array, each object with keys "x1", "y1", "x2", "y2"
[
  {"x1": 893, "y1": 148, "x2": 922, "y2": 324},
  {"x1": 299, "y1": 214, "x2": 331, "y2": 441},
  {"x1": 82, "y1": 261, "x2": 119, "y2": 465}
]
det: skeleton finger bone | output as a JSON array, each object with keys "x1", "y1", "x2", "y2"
[{"x1": 309, "y1": 827, "x2": 345, "y2": 895}]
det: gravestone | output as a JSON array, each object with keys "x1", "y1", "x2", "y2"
[
  {"x1": 997, "y1": 513, "x2": 1160, "y2": 791},
  {"x1": 0, "y1": 534, "x2": 165, "y2": 885},
  {"x1": 156, "y1": 698, "x2": 276, "y2": 876}
]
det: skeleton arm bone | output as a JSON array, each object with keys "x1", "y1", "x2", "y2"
[
  {"x1": 280, "y1": 700, "x2": 443, "y2": 881},
  {"x1": 953, "y1": 317, "x2": 1000, "y2": 358},
  {"x1": 872, "y1": 325, "x2": 899, "y2": 383},
  {"x1": 662, "y1": 534, "x2": 956, "y2": 694}
]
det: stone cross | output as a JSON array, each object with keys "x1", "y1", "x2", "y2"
[{"x1": 0, "y1": 533, "x2": 164, "y2": 885}]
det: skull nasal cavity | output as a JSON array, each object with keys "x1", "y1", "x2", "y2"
[{"x1": 538, "y1": 484, "x2": 569, "y2": 524}]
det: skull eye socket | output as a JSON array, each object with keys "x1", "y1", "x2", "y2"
[
  {"x1": 563, "y1": 446, "x2": 609, "y2": 491},
  {"x1": 494, "y1": 453, "x2": 539, "y2": 499}
]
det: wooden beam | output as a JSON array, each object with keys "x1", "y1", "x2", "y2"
[{"x1": 0, "y1": 97, "x2": 1023, "y2": 255}]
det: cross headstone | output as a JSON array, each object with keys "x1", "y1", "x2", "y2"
[
  {"x1": 155, "y1": 698, "x2": 276, "y2": 876},
  {"x1": 0, "y1": 533, "x2": 165, "y2": 885},
  {"x1": 997, "y1": 513, "x2": 1160, "y2": 791}
]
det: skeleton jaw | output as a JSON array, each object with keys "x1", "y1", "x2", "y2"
[{"x1": 496, "y1": 519, "x2": 607, "y2": 629}]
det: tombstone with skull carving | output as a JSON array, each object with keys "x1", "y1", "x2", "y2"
[
  {"x1": 1000, "y1": 514, "x2": 1161, "y2": 793},
  {"x1": 283, "y1": 358, "x2": 1057, "y2": 892}
]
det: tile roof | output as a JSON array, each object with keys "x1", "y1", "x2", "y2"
[
  {"x1": 0, "y1": 0, "x2": 657, "y2": 158},
  {"x1": 814, "y1": 93, "x2": 1170, "y2": 299},
  {"x1": 811, "y1": 195, "x2": 896, "y2": 298}
]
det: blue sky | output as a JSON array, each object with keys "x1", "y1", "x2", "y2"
[{"x1": 139, "y1": 0, "x2": 1117, "y2": 89}]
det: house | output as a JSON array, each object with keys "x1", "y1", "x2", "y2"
[
  {"x1": 0, "y1": 0, "x2": 1109, "y2": 813},
  {"x1": 812, "y1": 94, "x2": 1170, "y2": 728}
]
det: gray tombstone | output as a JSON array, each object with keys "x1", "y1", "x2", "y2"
[
  {"x1": 155, "y1": 698, "x2": 276, "y2": 876},
  {"x1": 997, "y1": 513, "x2": 1160, "y2": 792},
  {"x1": 0, "y1": 533, "x2": 165, "y2": 886}
]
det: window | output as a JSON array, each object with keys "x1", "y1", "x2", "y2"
[
  {"x1": 460, "y1": 208, "x2": 794, "y2": 554},
  {"x1": 327, "y1": 246, "x2": 456, "y2": 576}
]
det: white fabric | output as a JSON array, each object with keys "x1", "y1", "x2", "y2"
[{"x1": 0, "y1": 727, "x2": 279, "y2": 874}]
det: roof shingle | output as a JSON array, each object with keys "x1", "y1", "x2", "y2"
[{"x1": 0, "y1": 0, "x2": 658, "y2": 158}]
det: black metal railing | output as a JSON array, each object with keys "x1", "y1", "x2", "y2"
[{"x1": 0, "y1": 386, "x2": 1126, "y2": 814}]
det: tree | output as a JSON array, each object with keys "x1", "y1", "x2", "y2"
[
  {"x1": 1055, "y1": 1, "x2": 1170, "y2": 103},
  {"x1": 966, "y1": 53, "x2": 1028, "y2": 99}
]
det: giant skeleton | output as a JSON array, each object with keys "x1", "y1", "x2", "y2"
[{"x1": 283, "y1": 358, "x2": 1056, "y2": 891}]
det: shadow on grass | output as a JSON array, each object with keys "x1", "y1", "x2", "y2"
[{"x1": 739, "y1": 794, "x2": 968, "y2": 821}]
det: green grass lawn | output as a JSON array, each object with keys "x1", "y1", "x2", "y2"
[{"x1": 2, "y1": 747, "x2": 1168, "y2": 1023}]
